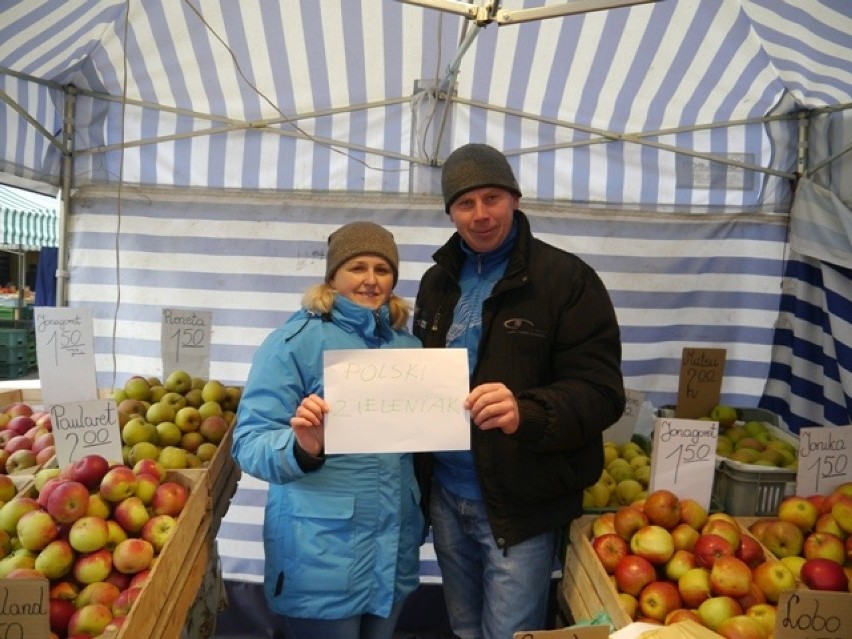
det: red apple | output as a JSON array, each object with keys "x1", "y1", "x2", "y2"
[
  {"x1": 777, "y1": 495, "x2": 819, "y2": 532},
  {"x1": 64, "y1": 454, "x2": 111, "y2": 490},
  {"x1": 736, "y1": 580, "x2": 767, "y2": 611},
  {"x1": 814, "y1": 512, "x2": 847, "y2": 540},
  {"x1": 34, "y1": 539, "x2": 75, "y2": 580},
  {"x1": 49, "y1": 597, "x2": 77, "y2": 636},
  {"x1": 803, "y1": 531, "x2": 846, "y2": 564},
  {"x1": 702, "y1": 518, "x2": 741, "y2": 551},
  {"x1": 31, "y1": 432, "x2": 54, "y2": 456},
  {"x1": 46, "y1": 480, "x2": 90, "y2": 524},
  {"x1": 4, "y1": 402, "x2": 33, "y2": 418},
  {"x1": 799, "y1": 557, "x2": 849, "y2": 591},
  {"x1": 830, "y1": 494, "x2": 852, "y2": 535},
  {"x1": 128, "y1": 568, "x2": 151, "y2": 589},
  {"x1": 716, "y1": 614, "x2": 767, "y2": 639},
  {"x1": 592, "y1": 512, "x2": 616, "y2": 538},
  {"x1": 199, "y1": 414, "x2": 229, "y2": 443},
  {"x1": 638, "y1": 580, "x2": 682, "y2": 622},
  {"x1": 663, "y1": 549, "x2": 695, "y2": 582},
  {"x1": 5, "y1": 414, "x2": 35, "y2": 436},
  {"x1": 678, "y1": 566, "x2": 712, "y2": 608},
  {"x1": 132, "y1": 458, "x2": 167, "y2": 482},
  {"x1": 72, "y1": 548, "x2": 113, "y2": 584},
  {"x1": 111, "y1": 586, "x2": 143, "y2": 618},
  {"x1": 151, "y1": 480, "x2": 188, "y2": 517},
  {"x1": 67, "y1": 603, "x2": 113, "y2": 637},
  {"x1": 99, "y1": 466, "x2": 138, "y2": 502},
  {"x1": 643, "y1": 489, "x2": 681, "y2": 530},
  {"x1": 4, "y1": 435, "x2": 33, "y2": 453},
  {"x1": 747, "y1": 517, "x2": 776, "y2": 541},
  {"x1": 591, "y1": 533, "x2": 630, "y2": 574},
  {"x1": 697, "y1": 595, "x2": 743, "y2": 633},
  {"x1": 35, "y1": 445, "x2": 55, "y2": 465},
  {"x1": 670, "y1": 522, "x2": 700, "y2": 552},
  {"x1": 694, "y1": 533, "x2": 735, "y2": 569},
  {"x1": 614, "y1": 505, "x2": 648, "y2": 541},
  {"x1": 113, "y1": 496, "x2": 150, "y2": 534},
  {"x1": 709, "y1": 555, "x2": 753, "y2": 598},
  {"x1": 679, "y1": 498, "x2": 709, "y2": 531},
  {"x1": 76, "y1": 581, "x2": 121, "y2": 609},
  {"x1": 104, "y1": 567, "x2": 132, "y2": 592},
  {"x1": 614, "y1": 554, "x2": 656, "y2": 597},
  {"x1": 664, "y1": 608, "x2": 702, "y2": 625},
  {"x1": 15, "y1": 509, "x2": 58, "y2": 551},
  {"x1": 68, "y1": 515, "x2": 110, "y2": 553},
  {"x1": 759, "y1": 519, "x2": 804, "y2": 558},
  {"x1": 112, "y1": 537, "x2": 154, "y2": 574},
  {"x1": 735, "y1": 534, "x2": 765, "y2": 569},
  {"x1": 751, "y1": 560, "x2": 796, "y2": 603},
  {"x1": 630, "y1": 525, "x2": 674, "y2": 565}
]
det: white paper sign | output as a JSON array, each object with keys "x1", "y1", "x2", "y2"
[
  {"x1": 50, "y1": 399, "x2": 124, "y2": 468},
  {"x1": 649, "y1": 417, "x2": 718, "y2": 510},
  {"x1": 161, "y1": 308, "x2": 212, "y2": 379},
  {"x1": 324, "y1": 348, "x2": 470, "y2": 454},
  {"x1": 605, "y1": 388, "x2": 645, "y2": 445},
  {"x1": 796, "y1": 425, "x2": 852, "y2": 496},
  {"x1": 33, "y1": 306, "x2": 98, "y2": 406}
]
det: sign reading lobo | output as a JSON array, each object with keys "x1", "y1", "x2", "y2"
[{"x1": 324, "y1": 348, "x2": 470, "y2": 454}]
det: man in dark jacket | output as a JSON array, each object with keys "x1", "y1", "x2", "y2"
[{"x1": 414, "y1": 143, "x2": 625, "y2": 639}]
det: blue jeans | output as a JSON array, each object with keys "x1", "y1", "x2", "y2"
[
  {"x1": 279, "y1": 601, "x2": 404, "y2": 639},
  {"x1": 430, "y1": 482, "x2": 556, "y2": 639}
]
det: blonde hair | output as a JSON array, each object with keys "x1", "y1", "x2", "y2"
[{"x1": 301, "y1": 282, "x2": 411, "y2": 329}]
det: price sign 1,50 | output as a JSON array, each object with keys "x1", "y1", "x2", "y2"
[
  {"x1": 161, "y1": 308, "x2": 212, "y2": 379},
  {"x1": 797, "y1": 425, "x2": 852, "y2": 496},
  {"x1": 649, "y1": 417, "x2": 718, "y2": 510}
]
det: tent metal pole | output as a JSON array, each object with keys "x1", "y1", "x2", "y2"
[{"x1": 56, "y1": 87, "x2": 77, "y2": 308}]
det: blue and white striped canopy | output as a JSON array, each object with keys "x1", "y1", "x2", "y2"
[{"x1": 0, "y1": 184, "x2": 58, "y2": 248}]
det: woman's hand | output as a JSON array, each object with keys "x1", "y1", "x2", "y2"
[{"x1": 290, "y1": 393, "x2": 329, "y2": 456}]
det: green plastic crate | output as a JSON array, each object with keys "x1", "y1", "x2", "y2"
[
  {"x1": 0, "y1": 359, "x2": 28, "y2": 380},
  {"x1": 0, "y1": 345, "x2": 27, "y2": 365},
  {"x1": 0, "y1": 328, "x2": 27, "y2": 348}
]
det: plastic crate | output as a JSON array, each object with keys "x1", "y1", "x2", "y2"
[
  {"x1": 0, "y1": 328, "x2": 28, "y2": 348},
  {"x1": 0, "y1": 345, "x2": 27, "y2": 365},
  {"x1": 713, "y1": 460, "x2": 796, "y2": 516},
  {"x1": 656, "y1": 405, "x2": 780, "y2": 426},
  {"x1": 0, "y1": 359, "x2": 29, "y2": 380}
]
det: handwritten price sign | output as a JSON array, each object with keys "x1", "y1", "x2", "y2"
[
  {"x1": 161, "y1": 308, "x2": 212, "y2": 379},
  {"x1": 776, "y1": 590, "x2": 851, "y2": 639},
  {"x1": 675, "y1": 347, "x2": 726, "y2": 419},
  {"x1": 513, "y1": 626, "x2": 608, "y2": 639},
  {"x1": 604, "y1": 388, "x2": 645, "y2": 445},
  {"x1": 649, "y1": 417, "x2": 718, "y2": 510},
  {"x1": 796, "y1": 425, "x2": 852, "y2": 496},
  {"x1": 34, "y1": 306, "x2": 98, "y2": 406},
  {"x1": 51, "y1": 399, "x2": 124, "y2": 468}
]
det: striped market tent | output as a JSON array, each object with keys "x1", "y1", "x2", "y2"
[
  {"x1": 1, "y1": 0, "x2": 851, "y2": 591},
  {"x1": 0, "y1": 184, "x2": 58, "y2": 249}
]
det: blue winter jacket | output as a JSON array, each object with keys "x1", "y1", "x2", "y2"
[{"x1": 232, "y1": 295, "x2": 424, "y2": 619}]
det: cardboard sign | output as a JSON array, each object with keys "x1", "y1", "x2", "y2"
[
  {"x1": 324, "y1": 348, "x2": 469, "y2": 453},
  {"x1": 0, "y1": 577, "x2": 50, "y2": 637},
  {"x1": 649, "y1": 417, "x2": 718, "y2": 510},
  {"x1": 33, "y1": 306, "x2": 98, "y2": 406},
  {"x1": 50, "y1": 399, "x2": 124, "y2": 468},
  {"x1": 776, "y1": 590, "x2": 851, "y2": 639},
  {"x1": 514, "y1": 626, "x2": 609, "y2": 639},
  {"x1": 797, "y1": 425, "x2": 852, "y2": 495},
  {"x1": 161, "y1": 308, "x2": 212, "y2": 379},
  {"x1": 605, "y1": 388, "x2": 645, "y2": 445},
  {"x1": 675, "y1": 347, "x2": 726, "y2": 419}
]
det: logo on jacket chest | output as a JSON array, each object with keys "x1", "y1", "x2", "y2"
[{"x1": 503, "y1": 318, "x2": 546, "y2": 337}]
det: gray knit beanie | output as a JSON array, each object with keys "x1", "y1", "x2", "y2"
[
  {"x1": 325, "y1": 221, "x2": 400, "y2": 285},
  {"x1": 441, "y1": 143, "x2": 522, "y2": 213}
]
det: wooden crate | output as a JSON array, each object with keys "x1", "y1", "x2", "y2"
[
  {"x1": 562, "y1": 515, "x2": 633, "y2": 630},
  {"x1": 113, "y1": 469, "x2": 211, "y2": 639}
]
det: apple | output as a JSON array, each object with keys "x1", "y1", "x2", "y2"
[
  {"x1": 630, "y1": 525, "x2": 674, "y2": 564},
  {"x1": 5, "y1": 449, "x2": 37, "y2": 473},
  {"x1": 6, "y1": 414, "x2": 35, "y2": 436},
  {"x1": 3, "y1": 434, "x2": 33, "y2": 453},
  {"x1": 799, "y1": 557, "x2": 849, "y2": 591},
  {"x1": 746, "y1": 603, "x2": 777, "y2": 637},
  {"x1": 614, "y1": 554, "x2": 656, "y2": 597},
  {"x1": 0, "y1": 496, "x2": 42, "y2": 535},
  {"x1": 748, "y1": 517, "x2": 776, "y2": 540},
  {"x1": 72, "y1": 547, "x2": 113, "y2": 584},
  {"x1": 128, "y1": 568, "x2": 151, "y2": 589},
  {"x1": 133, "y1": 458, "x2": 167, "y2": 482},
  {"x1": 117, "y1": 397, "x2": 147, "y2": 420},
  {"x1": 121, "y1": 417, "x2": 157, "y2": 446},
  {"x1": 777, "y1": 495, "x2": 819, "y2": 532},
  {"x1": 814, "y1": 512, "x2": 847, "y2": 540},
  {"x1": 179, "y1": 431, "x2": 205, "y2": 453},
  {"x1": 679, "y1": 498, "x2": 709, "y2": 531},
  {"x1": 76, "y1": 581, "x2": 121, "y2": 609},
  {"x1": 165, "y1": 369, "x2": 192, "y2": 394},
  {"x1": 123, "y1": 376, "x2": 151, "y2": 401},
  {"x1": 665, "y1": 608, "x2": 702, "y2": 625},
  {"x1": 46, "y1": 480, "x2": 90, "y2": 524},
  {"x1": 65, "y1": 454, "x2": 111, "y2": 489},
  {"x1": 49, "y1": 597, "x2": 77, "y2": 636},
  {"x1": 694, "y1": 533, "x2": 734, "y2": 569},
  {"x1": 134, "y1": 472, "x2": 160, "y2": 505},
  {"x1": 141, "y1": 514, "x2": 177, "y2": 553},
  {"x1": 643, "y1": 489, "x2": 681, "y2": 530},
  {"x1": 198, "y1": 400, "x2": 223, "y2": 420},
  {"x1": 68, "y1": 515, "x2": 110, "y2": 553},
  {"x1": 104, "y1": 567, "x2": 132, "y2": 591},
  {"x1": 34, "y1": 539, "x2": 75, "y2": 580},
  {"x1": 35, "y1": 445, "x2": 55, "y2": 465},
  {"x1": 86, "y1": 493, "x2": 112, "y2": 519},
  {"x1": 158, "y1": 445, "x2": 189, "y2": 469},
  {"x1": 113, "y1": 495, "x2": 150, "y2": 534},
  {"x1": 735, "y1": 580, "x2": 767, "y2": 611},
  {"x1": 174, "y1": 406, "x2": 202, "y2": 434},
  {"x1": 697, "y1": 595, "x2": 743, "y2": 632},
  {"x1": 49, "y1": 580, "x2": 79, "y2": 601},
  {"x1": 112, "y1": 537, "x2": 154, "y2": 574},
  {"x1": 752, "y1": 560, "x2": 796, "y2": 603},
  {"x1": 709, "y1": 555, "x2": 753, "y2": 598},
  {"x1": 15, "y1": 508, "x2": 58, "y2": 551},
  {"x1": 670, "y1": 523, "x2": 700, "y2": 552},
  {"x1": 99, "y1": 465, "x2": 138, "y2": 502},
  {"x1": 151, "y1": 480, "x2": 188, "y2": 517},
  {"x1": 199, "y1": 414, "x2": 229, "y2": 444},
  {"x1": 196, "y1": 442, "x2": 218, "y2": 463},
  {"x1": 716, "y1": 614, "x2": 767, "y2": 639},
  {"x1": 222, "y1": 385, "x2": 242, "y2": 412},
  {"x1": 848, "y1": 535, "x2": 852, "y2": 563},
  {"x1": 614, "y1": 505, "x2": 648, "y2": 541},
  {"x1": 67, "y1": 603, "x2": 113, "y2": 637},
  {"x1": 145, "y1": 401, "x2": 176, "y2": 426},
  {"x1": 779, "y1": 555, "x2": 806, "y2": 580},
  {"x1": 735, "y1": 534, "x2": 765, "y2": 569},
  {"x1": 105, "y1": 519, "x2": 128, "y2": 552},
  {"x1": 702, "y1": 518, "x2": 741, "y2": 551},
  {"x1": 664, "y1": 549, "x2": 695, "y2": 582},
  {"x1": 830, "y1": 495, "x2": 852, "y2": 534},
  {"x1": 112, "y1": 585, "x2": 143, "y2": 618},
  {"x1": 0, "y1": 474, "x2": 17, "y2": 503},
  {"x1": 803, "y1": 531, "x2": 845, "y2": 564},
  {"x1": 592, "y1": 533, "x2": 630, "y2": 574},
  {"x1": 31, "y1": 431, "x2": 54, "y2": 456},
  {"x1": 760, "y1": 520, "x2": 804, "y2": 558},
  {"x1": 639, "y1": 580, "x2": 682, "y2": 622},
  {"x1": 618, "y1": 592, "x2": 638, "y2": 619},
  {"x1": 0, "y1": 549, "x2": 36, "y2": 578}
]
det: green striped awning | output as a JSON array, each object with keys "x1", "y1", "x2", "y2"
[{"x1": 0, "y1": 185, "x2": 58, "y2": 249}]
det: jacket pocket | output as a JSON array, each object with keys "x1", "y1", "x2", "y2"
[{"x1": 269, "y1": 491, "x2": 356, "y2": 594}]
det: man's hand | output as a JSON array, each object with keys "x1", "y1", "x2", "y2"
[{"x1": 465, "y1": 382, "x2": 519, "y2": 435}]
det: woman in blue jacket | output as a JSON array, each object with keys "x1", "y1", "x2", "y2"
[{"x1": 232, "y1": 221, "x2": 424, "y2": 639}]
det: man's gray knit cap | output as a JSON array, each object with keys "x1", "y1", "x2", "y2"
[{"x1": 441, "y1": 143, "x2": 522, "y2": 213}]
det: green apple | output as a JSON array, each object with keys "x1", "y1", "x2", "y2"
[
  {"x1": 709, "y1": 404, "x2": 738, "y2": 428},
  {"x1": 158, "y1": 446, "x2": 188, "y2": 470},
  {"x1": 174, "y1": 406, "x2": 202, "y2": 433},
  {"x1": 198, "y1": 401, "x2": 223, "y2": 420},
  {"x1": 201, "y1": 380, "x2": 227, "y2": 404},
  {"x1": 145, "y1": 401, "x2": 176, "y2": 426},
  {"x1": 154, "y1": 421, "x2": 182, "y2": 447},
  {"x1": 164, "y1": 369, "x2": 192, "y2": 394},
  {"x1": 128, "y1": 441, "x2": 161, "y2": 466},
  {"x1": 123, "y1": 376, "x2": 151, "y2": 401},
  {"x1": 121, "y1": 418, "x2": 157, "y2": 446}
]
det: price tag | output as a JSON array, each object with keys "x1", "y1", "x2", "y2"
[
  {"x1": 33, "y1": 306, "x2": 98, "y2": 406},
  {"x1": 513, "y1": 625, "x2": 609, "y2": 639},
  {"x1": 0, "y1": 577, "x2": 50, "y2": 637},
  {"x1": 161, "y1": 308, "x2": 212, "y2": 379},
  {"x1": 675, "y1": 347, "x2": 726, "y2": 419},
  {"x1": 796, "y1": 425, "x2": 852, "y2": 496},
  {"x1": 649, "y1": 417, "x2": 718, "y2": 510},
  {"x1": 605, "y1": 388, "x2": 645, "y2": 445},
  {"x1": 50, "y1": 399, "x2": 124, "y2": 468},
  {"x1": 776, "y1": 590, "x2": 851, "y2": 639}
]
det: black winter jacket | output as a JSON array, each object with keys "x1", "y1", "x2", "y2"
[{"x1": 413, "y1": 211, "x2": 625, "y2": 548}]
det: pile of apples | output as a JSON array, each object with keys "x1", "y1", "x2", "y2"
[
  {"x1": 0, "y1": 401, "x2": 55, "y2": 474},
  {"x1": 0, "y1": 453, "x2": 189, "y2": 638},
  {"x1": 584, "y1": 439, "x2": 652, "y2": 509},
  {"x1": 590, "y1": 489, "x2": 795, "y2": 639},
  {"x1": 746, "y1": 483, "x2": 852, "y2": 593},
  {"x1": 708, "y1": 405, "x2": 798, "y2": 471},
  {"x1": 111, "y1": 370, "x2": 241, "y2": 470}
]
